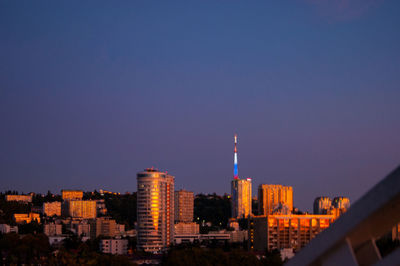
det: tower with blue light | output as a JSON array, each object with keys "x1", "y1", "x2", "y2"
[
  {"x1": 234, "y1": 134, "x2": 238, "y2": 179},
  {"x1": 231, "y1": 133, "x2": 252, "y2": 219}
]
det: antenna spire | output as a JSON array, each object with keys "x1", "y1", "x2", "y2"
[{"x1": 234, "y1": 134, "x2": 238, "y2": 179}]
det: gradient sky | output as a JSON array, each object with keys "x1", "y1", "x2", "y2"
[{"x1": 1, "y1": 0, "x2": 399, "y2": 211}]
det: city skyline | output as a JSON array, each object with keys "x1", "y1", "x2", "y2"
[{"x1": 1, "y1": 1, "x2": 400, "y2": 212}]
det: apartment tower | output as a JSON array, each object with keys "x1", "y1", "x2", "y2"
[{"x1": 137, "y1": 168, "x2": 174, "y2": 252}]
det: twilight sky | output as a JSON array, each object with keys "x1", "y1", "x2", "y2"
[{"x1": 1, "y1": 0, "x2": 399, "y2": 211}]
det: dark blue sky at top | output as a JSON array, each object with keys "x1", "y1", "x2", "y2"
[{"x1": 1, "y1": 0, "x2": 399, "y2": 211}]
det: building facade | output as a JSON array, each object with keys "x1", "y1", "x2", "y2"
[
  {"x1": 258, "y1": 184, "x2": 293, "y2": 215},
  {"x1": 6, "y1": 195, "x2": 32, "y2": 203},
  {"x1": 313, "y1": 197, "x2": 332, "y2": 214},
  {"x1": 100, "y1": 239, "x2": 128, "y2": 255},
  {"x1": 61, "y1": 190, "x2": 83, "y2": 201},
  {"x1": 62, "y1": 200, "x2": 97, "y2": 219},
  {"x1": 174, "y1": 222, "x2": 199, "y2": 235},
  {"x1": 249, "y1": 214, "x2": 334, "y2": 252},
  {"x1": 43, "y1": 201, "x2": 62, "y2": 217},
  {"x1": 89, "y1": 217, "x2": 117, "y2": 239},
  {"x1": 231, "y1": 178, "x2": 252, "y2": 218},
  {"x1": 44, "y1": 223, "x2": 62, "y2": 236},
  {"x1": 137, "y1": 168, "x2": 174, "y2": 252},
  {"x1": 70, "y1": 221, "x2": 91, "y2": 237},
  {"x1": 13, "y1": 213, "x2": 40, "y2": 224},
  {"x1": 332, "y1": 197, "x2": 350, "y2": 210},
  {"x1": 174, "y1": 190, "x2": 194, "y2": 223},
  {"x1": 0, "y1": 224, "x2": 18, "y2": 234}
]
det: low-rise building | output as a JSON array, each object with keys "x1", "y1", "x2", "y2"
[
  {"x1": 75, "y1": 222, "x2": 91, "y2": 237},
  {"x1": 100, "y1": 239, "x2": 128, "y2": 255},
  {"x1": 6, "y1": 194, "x2": 32, "y2": 203},
  {"x1": 14, "y1": 213, "x2": 41, "y2": 224},
  {"x1": 43, "y1": 202, "x2": 62, "y2": 217},
  {"x1": 61, "y1": 190, "x2": 83, "y2": 201},
  {"x1": 49, "y1": 235, "x2": 67, "y2": 246},
  {"x1": 90, "y1": 217, "x2": 116, "y2": 239},
  {"x1": 0, "y1": 224, "x2": 18, "y2": 234},
  {"x1": 174, "y1": 222, "x2": 199, "y2": 235},
  {"x1": 229, "y1": 230, "x2": 248, "y2": 243},
  {"x1": 249, "y1": 214, "x2": 335, "y2": 252},
  {"x1": 44, "y1": 223, "x2": 62, "y2": 236}
]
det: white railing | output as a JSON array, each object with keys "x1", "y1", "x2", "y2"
[{"x1": 286, "y1": 165, "x2": 400, "y2": 266}]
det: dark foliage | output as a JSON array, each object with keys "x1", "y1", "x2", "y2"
[
  {"x1": 194, "y1": 193, "x2": 231, "y2": 228},
  {"x1": 104, "y1": 193, "x2": 137, "y2": 230},
  {"x1": 0, "y1": 233, "x2": 51, "y2": 264},
  {"x1": 163, "y1": 247, "x2": 272, "y2": 266},
  {"x1": 32, "y1": 191, "x2": 62, "y2": 206},
  {"x1": 18, "y1": 220, "x2": 43, "y2": 234}
]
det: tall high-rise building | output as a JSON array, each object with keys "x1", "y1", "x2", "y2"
[
  {"x1": 232, "y1": 179, "x2": 252, "y2": 219},
  {"x1": 174, "y1": 190, "x2": 194, "y2": 223},
  {"x1": 137, "y1": 168, "x2": 174, "y2": 252},
  {"x1": 231, "y1": 134, "x2": 252, "y2": 219},
  {"x1": 258, "y1": 184, "x2": 293, "y2": 215},
  {"x1": 313, "y1": 197, "x2": 332, "y2": 214}
]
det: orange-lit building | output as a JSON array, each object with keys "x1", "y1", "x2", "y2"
[
  {"x1": 61, "y1": 190, "x2": 83, "y2": 201},
  {"x1": 62, "y1": 200, "x2": 96, "y2": 219},
  {"x1": 6, "y1": 194, "x2": 32, "y2": 203},
  {"x1": 249, "y1": 214, "x2": 335, "y2": 252},
  {"x1": 332, "y1": 197, "x2": 350, "y2": 210},
  {"x1": 231, "y1": 178, "x2": 252, "y2": 218},
  {"x1": 392, "y1": 223, "x2": 400, "y2": 241},
  {"x1": 313, "y1": 197, "x2": 332, "y2": 214},
  {"x1": 14, "y1": 213, "x2": 41, "y2": 224},
  {"x1": 137, "y1": 168, "x2": 174, "y2": 252},
  {"x1": 174, "y1": 190, "x2": 194, "y2": 223},
  {"x1": 258, "y1": 184, "x2": 293, "y2": 215},
  {"x1": 43, "y1": 202, "x2": 62, "y2": 216}
]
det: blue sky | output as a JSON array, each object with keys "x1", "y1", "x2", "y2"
[{"x1": 1, "y1": 0, "x2": 399, "y2": 211}]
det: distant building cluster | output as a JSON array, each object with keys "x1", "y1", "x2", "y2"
[
  {"x1": 228, "y1": 134, "x2": 352, "y2": 254},
  {"x1": 314, "y1": 196, "x2": 350, "y2": 218},
  {"x1": 2, "y1": 133, "x2": 379, "y2": 261},
  {"x1": 1, "y1": 188, "x2": 132, "y2": 256}
]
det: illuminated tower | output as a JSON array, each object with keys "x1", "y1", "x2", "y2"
[
  {"x1": 137, "y1": 168, "x2": 174, "y2": 252},
  {"x1": 231, "y1": 134, "x2": 252, "y2": 218},
  {"x1": 234, "y1": 134, "x2": 238, "y2": 179}
]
